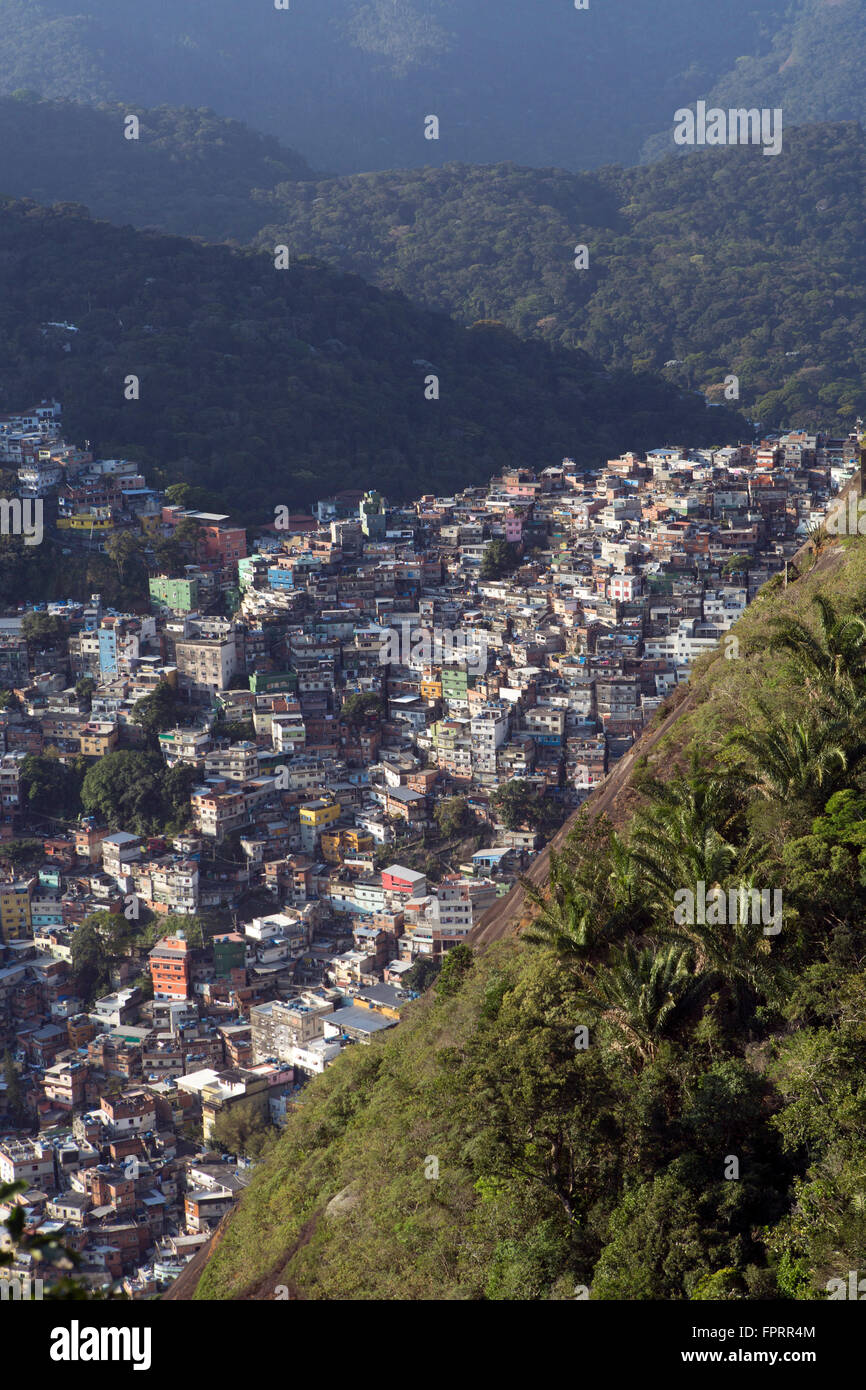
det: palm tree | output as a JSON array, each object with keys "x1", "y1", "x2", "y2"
[
  {"x1": 725, "y1": 703, "x2": 866, "y2": 809},
  {"x1": 626, "y1": 771, "x2": 781, "y2": 1020},
  {"x1": 767, "y1": 595, "x2": 866, "y2": 717},
  {"x1": 668, "y1": 875, "x2": 781, "y2": 1015},
  {"x1": 521, "y1": 829, "x2": 645, "y2": 961},
  {"x1": 578, "y1": 942, "x2": 708, "y2": 1064},
  {"x1": 627, "y1": 771, "x2": 742, "y2": 909},
  {"x1": 521, "y1": 850, "x2": 600, "y2": 959},
  {"x1": 806, "y1": 522, "x2": 831, "y2": 557}
]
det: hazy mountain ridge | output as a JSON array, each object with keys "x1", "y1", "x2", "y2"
[
  {"x1": 3, "y1": 99, "x2": 864, "y2": 432},
  {"x1": 0, "y1": 0, "x2": 791, "y2": 172},
  {"x1": 643, "y1": 0, "x2": 866, "y2": 161},
  {"x1": 0, "y1": 95, "x2": 314, "y2": 240}
]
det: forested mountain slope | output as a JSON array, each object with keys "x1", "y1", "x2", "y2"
[
  {"x1": 0, "y1": 199, "x2": 743, "y2": 519},
  {"x1": 183, "y1": 527, "x2": 866, "y2": 1300},
  {"x1": 4, "y1": 0, "x2": 864, "y2": 174},
  {"x1": 0, "y1": 95, "x2": 314, "y2": 241},
  {"x1": 4, "y1": 102, "x2": 862, "y2": 434},
  {"x1": 254, "y1": 123, "x2": 866, "y2": 432},
  {"x1": 643, "y1": 0, "x2": 866, "y2": 161}
]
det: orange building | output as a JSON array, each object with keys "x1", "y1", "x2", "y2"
[{"x1": 149, "y1": 933, "x2": 192, "y2": 1001}]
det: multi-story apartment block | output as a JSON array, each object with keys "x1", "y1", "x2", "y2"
[
  {"x1": 97, "y1": 616, "x2": 156, "y2": 678},
  {"x1": 102, "y1": 832, "x2": 143, "y2": 880},
  {"x1": 99, "y1": 1090, "x2": 157, "y2": 1136},
  {"x1": 0, "y1": 636, "x2": 29, "y2": 689},
  {"x1": 203, "y1": 741, "x2": 259, "y2": 783},
  {"x1": 0, "y1": 1138, "x2": 56, "y2": 1189},
  {"x1": 79, "y1": 720, "x2": 119, "y2": 758},
  {"x1": 190, "y1": 780, "x2": 248, "y2": 840},
  {"x1": 250, "y1": 996, "x2": 335, "y2": 1064},
  {"x1": 149, "y1": 933, "x2": 193, "y2": 1001},
  {"x1": 524, "y1": 706, "x2": 566, "y2": 746},
  {"x1": 158, "y1": 726, "x2": 213, "y2": 767},
  {"x1": 149, "y1": 574, "x2": 200, "y2": 613},
  {"x1": 470, "y1": 703, "x2": 510, "y2": 778},
  {"x1": 132, "y1": 858, "x2": 199, "y2": 915},
  {"x1": 176, "y1": 634, "x2": 241, "y2": 701},
  {"x1": 298, "y1": 797, "x2": 341, "y2": 852},
  {"x1": 0, "y1": 750, "x2": 26, "y2": 813},
  {"x1": 0, "y1": 879, "x2": 34, "y2": 941}
]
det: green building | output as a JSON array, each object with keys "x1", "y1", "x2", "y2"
[
  {"x1": 213, "y1": 932, "x2": 246, "y2": 979},
  {"x1": 238, "y1": 556, "x2": 271, "y2": 591},
  {"x1": 441, "y1": 665, "x2": 470, "y2": 702},
  {"x1": 249, "y1": 670, "x2": 298, "y2": 695},
  {"x1": 149, "y1": 574, "x2": 199, "y2": 613}
]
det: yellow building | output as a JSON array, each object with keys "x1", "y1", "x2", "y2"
[
  {"x1": 420, "y1": 678, "x2": 442, "y2": 700},
  {"x1": 343, "y1": 828, "x2": 373, "y2": 855},
  {"x1": 299, "y1": 800, "x2": 341, "y2": 831},
  {"x1": 0, "y1": 880, "x2": 33, "y2": 941},
  {"x1": 56, "y1": 512, "x2": 115, "y2": 532},
  {"x1": 299, "y1": 798, "x2": 341, "y2": 851},
  {"x1": 320, "y1": 828, "x2": 375, "y2": 864},
  {"x1": 79, "y1": 723, "x2": 120, "y2": 758}
]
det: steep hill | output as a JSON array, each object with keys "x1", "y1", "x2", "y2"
[
  {"x1": 0, "y1": 198, "x2": 744, "y2": 519},
  {"x1": 252, "y1": 123, "x2": 866, "y2": 432},
  {"x1": 3, "y1": 103, "x2": 862, "y2": 433},
  {"x1": 0, "y1": 95, "x2": 314, "y2": 241},
  {"x1": 181, "y1": 520, "x2": 866, "y2": 1301}
]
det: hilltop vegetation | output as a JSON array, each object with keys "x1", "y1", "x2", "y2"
[
  {"x1": 192, "y1": 532, "x2": 866, "y2": 1301},
  {"x1": 254, "y1": 123, "x2": 866, "y2": 432},
  {"x1": 0, "y1": 95, "x2": 313, "y2": 241},
  {"x1": 3, "y1": 0, "x2": 865, "y2": 175},
  {"x1": 0, "y1": 198, "x2": 743, "y2": 520},
  {"x1": 4, "y1": 102, "x2": 863, "y2": 433},
  {"x1": 644, "y1": 0, "x2": 866, "y2": 162}
]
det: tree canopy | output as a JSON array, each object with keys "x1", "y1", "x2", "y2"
[{"x1": 80, "y1": 750, "x2": 194, "y2": 833}]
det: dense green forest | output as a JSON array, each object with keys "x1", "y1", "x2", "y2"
[
  {"x1": 0, "y1": 0, "x2": 792, "y2": 173},
  {"x1": 253, "y1": 123, "x2": 866, "y2": 431},
  {"x1": 0, "y1": 198, "x2": 744, "y2": 521},
  {"x1": 192, "y1": 532, "x2": 866, "y2": 1301},
  {"x1": 0, "y1": 95, "x2": 313, "y2": 241},
  {"x1": 3, "y1": 102, "x2": 862, "y2": 432},
  {"x1": 643, "y1": 0, "x2": 866, "y2": 162}
]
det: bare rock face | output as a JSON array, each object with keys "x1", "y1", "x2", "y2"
[{"x1": 325, "y1": 1185, "x2": 359, "y2": 1219}]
